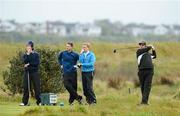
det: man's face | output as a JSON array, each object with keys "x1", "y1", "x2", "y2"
[
  {"x1": 139, "y1": 44, "x2": 146, "y2": 49},
  {"x1": 82, "y1": 45, "x2": 89, "y2": 52},
  {"x1": 26, "y1": 45, "x2": 32, "y2": 52},
  {"x1": 66, "y1": 44, "x2": 72, "y2": 51}
]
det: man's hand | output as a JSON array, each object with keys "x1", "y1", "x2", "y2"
[
  {"x1": 148, "y1": 44, "x2": 155, "y2": 50},
  {"x1": 80, "y1": 49, "x2": 84, "y2": 54},
  {"x1": 24, "y1": 63, "x2": 30, "y2": 67},
  {"x1": 77, "y1": 63, "x2": 82, "y2": 68},
  {"x1": 26, "y1": 48, "x2": 32, "y2": 55},
  {"x1": 60, "y1": 65, "x2": 63, "y2": 69}
]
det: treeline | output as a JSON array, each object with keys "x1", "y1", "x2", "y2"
[{"x1": 0, "y1": 32, "x2": 180, "y2": 44}]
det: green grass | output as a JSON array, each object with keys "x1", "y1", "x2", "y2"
[
  {"x1": 0, "y1": 42, "x2": 180, "y2": 115},
  {"x1": 0, "y1": 83, "x2": 180, "y2": 116},
  {"x1": 1, "y1": 42, "x2": 180, "y2": 83}
]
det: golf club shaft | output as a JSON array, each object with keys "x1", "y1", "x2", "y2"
[
  {"x1": 27, "y1": 71, "x2": 30, "y2": 105},
  {"x1": 116, "y1": 46, "x2": 138, "y2": 50},
  {"x1": 113, "y1": 46, "x2": 138, "y2": 53}
]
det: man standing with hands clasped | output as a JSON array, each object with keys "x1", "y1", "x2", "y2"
[
  {"x1": 137, "y1": 41, "x2": 156, "y2": 105},
  {"x1": 58, "y1": 42, "x2": 83, "y2": 105},
  {"x1": 20, "y1": 41, "x2": 41, "y2": 106},
  {"x1": 78, "y1": 42, "x2": 97, "y2": 105}
]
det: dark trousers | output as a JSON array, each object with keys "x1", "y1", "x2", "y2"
[
  {"x1": 22, "y1": 71, "x2": 41, "y2": 105},
  {"x1": 138, "y1": 69, "x2": 154, "y2": 104},
  {"x1": 82, "y1": 71, "x2": 96, "y2": 104},
  {"x1": 63, "y1": 72, "x2": 80, "y2": 103}
]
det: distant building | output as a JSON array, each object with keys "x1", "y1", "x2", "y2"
[
  {"x1": 74, "y1": 23, "x2": 102, "y2": 36},
  {"x1": 2, "y1": 19, "x2": 180, "y2": 36},
  {"x1": 36, "y1": 23, "x2": 47, "y2": 34},
  {"x1": 153, "y1": 25, "x2": 169, "y2": 35},
  {"x1": 0, "y1": 20, "x2": 17, "y2": 32},
  {"x1": 172, "y1": 25, "x2": 180, "y2": 35},
  {"x1": 19, "y1": 23, "x2": 37, "y2": 33},
  {"x1": 126, "y1": 24, "x2": 155, "y2": 36}
]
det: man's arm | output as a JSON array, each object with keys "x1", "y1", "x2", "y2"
[
  {"x1": 23, "y1": 54, "x2": 29, "y2": 64},
  {"x1": 58, "y1": 52, "x2": 63, "y2": 65},
  {"x1": 151, "y1": 50, "x2": 156, "y2": 59},
  {"x1": 29, "y1": 53, "x2": 40, "y2": 66},
  {"x1": 137, "y1": 46, "x2": 152, "y2": 56}
]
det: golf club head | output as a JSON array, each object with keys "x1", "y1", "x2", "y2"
[{"x1": 113, "y1": 49, "x2": 117, "y2": 53}]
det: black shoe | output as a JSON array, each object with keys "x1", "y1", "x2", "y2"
[
  {"x1": 69, "y1": 99, "x2": 75, "y2": 105},
  {"x1": 69, "y1": 100, "x2": 74, "y2": 105},
  {"x1": 89, "y1": 102, "x2": 96, "y2": 106},
  {"x1": 77, "y1": 96, "x2": 83, "y2": 105}
]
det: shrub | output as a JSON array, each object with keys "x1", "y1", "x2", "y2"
[
  {"x1": 160, "y1": 77, "x2": 175, "y2": 86},
  {"x1": 3, "y1": 48, "x2": 64, "y2": 95},
  {"x1": 107, "y1": 76, "x2": 125, "y2": 90}
]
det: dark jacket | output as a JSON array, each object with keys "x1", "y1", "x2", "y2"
[
  {"x1": 23, "y1": 51, "x2": 40, "y2": 73},
  {"x1": 136, "y1": 46, "x2": 156, "y2": 70},
  {"x1": 58, "y1": 51, "x2": 79, "y2": 74}
]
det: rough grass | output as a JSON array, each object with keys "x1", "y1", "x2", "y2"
[
  {"x1": 1, "y1": 42, "x2": 180, "y2": 84},
  {"x1": 0, "y1": 82, "x2": 180, "y2": 116},
  {"x1": 0, "y1": 42, "x2": 180, "y2": 115}
]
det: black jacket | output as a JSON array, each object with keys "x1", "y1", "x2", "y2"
[
  {"x1": 136, "y1": 46, "x2": 156, "y2": 70},
  {"x1": 23, "y1": 51, "x2": 40, "y2": 73}
]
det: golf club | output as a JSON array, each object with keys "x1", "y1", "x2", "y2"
[
  {"x1": 113, "y1": 46, "x2": 138, "y2": 53},
  {"x1": 27, "y1": 71, "x2": 31, "y2": 106}
]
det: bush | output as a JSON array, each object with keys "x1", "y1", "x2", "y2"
[
  {"x1": 3, "y1": 48, "x2": 64, "y2": 95},
  {"x1": 160, "y1": 77, "x2": 175, "y2": 86},
  {"x1": 107, "y1": 76, "x2": 125, "y2": 90}
]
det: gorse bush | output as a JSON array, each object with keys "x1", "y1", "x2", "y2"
[{"x1": 3, "y1": 48, "x2": 64, "y2": 95}]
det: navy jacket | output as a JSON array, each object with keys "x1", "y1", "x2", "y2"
[
  {"x1": 58, "y1": 51, "x2": 79, "y2": 74},
  {"x1": 23, "y1": 51, "x2": 40, "y2": 73}
]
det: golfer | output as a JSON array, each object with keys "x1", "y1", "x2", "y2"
[
  {"x1": 79, "y1": 43, "x2": 97, "y2": 105},
  {"x1": 20, "y1": 41, "x2": 41, "y2": 106},
  {"x1": 137, "y1": 41, "x2": 156, "y2": 105},
  {"x1": 58, "y1": 42, "x2": 82, "y2": 105}
]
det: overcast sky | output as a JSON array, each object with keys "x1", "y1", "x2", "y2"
[{"x1": 0, "y1": 0, "x2": 179, "y2": 25}]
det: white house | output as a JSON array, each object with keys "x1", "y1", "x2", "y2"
[
  {"x1": 153, "y1": 25, "x2": 169, "y2": 35},
  {"x1": 36, "y1": 23, "x2": 47, "y2": 34},
  {"x1": 74, "y1": 23, "x2": 101, "y2": 36},
  {"x1": 19, "y1": 23, "x2": 37, "y2": 33},
  {"x1": 52, "y1": 25, "x2": 67, "y2": 36},
  {"x1": 87, "y1": 25, "x2": 102, "y2": 36},
  {"x1": 172, "y1": 25, "x2": 180, "y2": 35},
  {"x1": 0, "y1": 21, "x2": 17, "y2": 32},
  {"x1": 46, "y1": 22, "x2": 67, "y2": 36}
]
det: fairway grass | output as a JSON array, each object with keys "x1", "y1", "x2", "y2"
[{"x1": 0, "y1": 85, "x2": 180, "y2": 116}]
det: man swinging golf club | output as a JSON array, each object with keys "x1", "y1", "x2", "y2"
[
  {"x1": 20, "y1": 41, "x2": 41, "y2": 106},
  {"x1": 137, "y1": 41, "x2": 156, "y2": 105},
  {"x1": 58, "y1": 42, "x2": 83, "y2": 105},
  {"x1": 78, "y1": 42, "x2": 97, "y2": 105}
]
